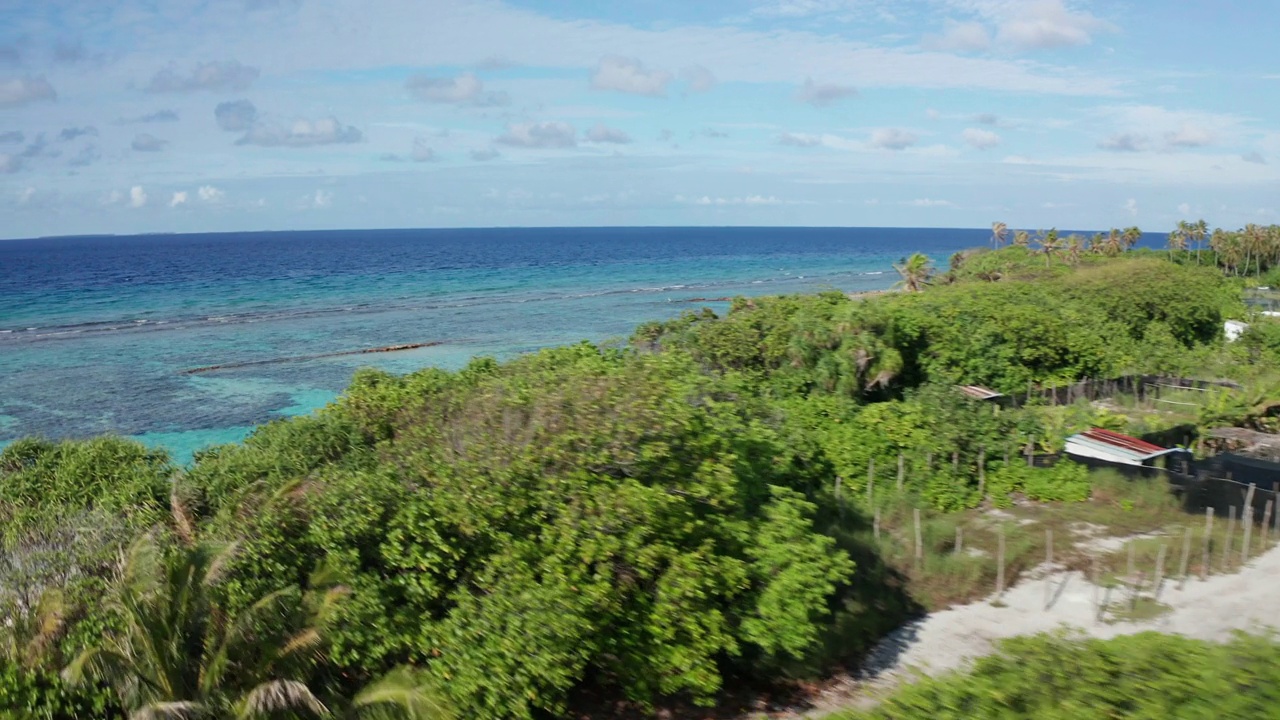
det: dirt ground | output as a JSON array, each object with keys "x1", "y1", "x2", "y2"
[{"x1": 806, "y1": 536, "x2": 1280, "y2": 716}]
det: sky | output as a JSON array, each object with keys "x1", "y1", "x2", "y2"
[{"x1": 0, "y1": 0, "x2": 1277, "y2": 239}]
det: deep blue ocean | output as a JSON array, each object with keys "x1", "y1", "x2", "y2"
[{"x1": 1, "y1": 227, "x2": 989, "y2": 462}]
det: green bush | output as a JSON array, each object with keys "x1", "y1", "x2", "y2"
[
  {"x1": 1023, "y1": 461, "x2": 1092, "y2": 503},
  {"x1": 837, "y1": 631, "x2": 1280, "y2": 719},
  {"x1": 0, "y1": 661, "x2": 122, "y2": 719}
]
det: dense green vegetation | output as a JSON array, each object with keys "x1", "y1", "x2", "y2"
[
  {"x1": 838, "y1": 631, "x2": 1280, "y2": 720},
  {"x1": 7, "y1": 230, "x2": 1280, "y2": 718}
]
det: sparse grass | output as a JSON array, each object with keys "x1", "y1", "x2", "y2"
[
  {"x1": 855, "y1": 468, "x2": 1278, "y2": 613},
  {"x1": 1104, "y1": 597, "x2": 1172, "y2": 623}
]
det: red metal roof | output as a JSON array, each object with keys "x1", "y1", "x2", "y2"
[{"x1": 1079, "y1": 428, "x2": 1166, "y2": 455}]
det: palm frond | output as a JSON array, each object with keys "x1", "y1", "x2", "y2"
[
  {"x1": 131, "y1": 700, "x2": 206, "y2": 720},
  {"x1": 351, "y1": 666, "x2": 454, "y2": 720},
  {"x1": 237, "y1": 679, "x2": 328, "y2": 719}
]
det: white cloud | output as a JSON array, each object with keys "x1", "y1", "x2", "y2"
[
  {"x1": 17, "y1": 186, "x2": 34, "y2": 204},
  {"x1": 922, "y1": 21, "x2": 991, "y2": 52},
  {"x1": 131, "y1": 133, "x2": 168, "y2": 152},
  {"x1": 683, "y1": 65, "x2": 717, "y2": 93},
  {"x1": 495, "y1": 121, "x2": 576, "y2": 148},
  {"x1": 411, "y1": 138, "x2": 437, "y2": 162},
  {"x1": 312, "y1": 189, "x2": 332, "y2": 208},
  {"x1": 1177, "y1": 202, "x2": 1191, "y2": 216},
  {"x1": 198, "y1": 185, "x2": 225, "y2": 202},
  {"x1": 0, "y1": 75, "x2": 56, "y2": 108},
  {"x1": 1165, "y1": 123, "x2": 1214, "y2": 148},
  {"x1": 0, "y1": 153, "x2": 19, "y2": 174},
  {"x1": 870, "y1": 128, "x2": 918, "y2": 150},
  {"x1": 990, "y1": 0, "x2": 1113, "y2": 50},
  {"x1": 907, "y1": 198, "x2": 956, "y2": 208},
  {"x1": 590, "y1": 56, "x2": 673, "y2": 97},
  {"x1": 778, "y1": 132, "x2": 823, "y2": 147},
  {"x1": 962, "y1": 127, "x2": 1001, "y2": 149},
  {"x1": 56, "y1": 2, "x2": 1124, "y2": 97},
  {"x1": 405, "y1": 72, "x2": 510, "y2": 106},
  {"x1": 1123, "y1": 197, "x2": 1138, "y2": 217},
  {"x1": 1096, "y1": 105, "x2": 1243, "y2": 150},
  {"x1": 170, "y1": 191, "x2": 188, "y2": 207},
  {"x1": 215, "y1": 100, "x2": 257, "y2": 131},
  {"x1": 145, "y1": 60, "x2": 259, "y2": 93},
  {"x1": 585, "y1": 123, "x2": 631, "y2": 144},
  {"x1": 129, "y1": 186, "x2": 148, "y2": 208},
  {"x1": 795, "y1": 77, "x2": 857, "y2": 106},
  {"x1": 1098, "y1": 133, "x2": 1147, "y2": 152},
  {"x1": 237, "y1": 117, "x2": 362, "y2": 147}
]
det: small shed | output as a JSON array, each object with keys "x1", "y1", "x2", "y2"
[
  {"x1": 956, "y1": 384, "x2": 1004, "y2": 401},
  {"x1": 1064, "y1": 428, "x2": 1189, "y2": 467}
]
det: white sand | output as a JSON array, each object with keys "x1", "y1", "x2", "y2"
[{"x1": 814, "y1": 541, "x2": 1280, "y2": 714}]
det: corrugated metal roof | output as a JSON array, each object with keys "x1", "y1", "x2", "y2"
[
  {"x1": 957, "y1": 384, "x2": 1004, "y2": 400},
  {"x1": 1079, "y1": 428, "x2": 1167, "y2": 455},
  {"x1": 1065, "y1": 428, "x2": 1180, "y2": 465}
]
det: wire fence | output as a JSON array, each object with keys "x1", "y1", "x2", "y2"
[{"x1": 1003, "y1": 374, "x2": 1241, "y2": 409}]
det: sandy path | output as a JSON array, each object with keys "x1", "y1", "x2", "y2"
[{"x1": 820, "y1": 541, "x2": 1280, "y2": 713}]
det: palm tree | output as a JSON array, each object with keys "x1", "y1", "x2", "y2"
[
  {"x1": 991, "y1": 221, "x2": 1008, "y2": 249},
  {"x1": 1064, "y1": 234, "x2": 1084, "y2": 265},
  {"x1": 1103, "y1": 228, "x2": 1124, "y2": 257},
  {"x1": 1012, "y1": 230, "x2": 1030, "y2": 248},
  {"x1": 892, "y1": 252, "x2": 933, "y2": 292},
  {"x1": 1122, "y1": 226, "x2": 1143, "y2": 251},
  {"x1": 1167, "y1": 222, "x2": 1188, "y2": 261},
  {"x1": 1189, "y1": 219, "x2": 1208, "y2": 264},
  {"x1": 1031, "y1": 228, "x2": 1062, "y2": 267},
  {"x1": 65, "y1": 535, "x2": 449, "y2": 720}
]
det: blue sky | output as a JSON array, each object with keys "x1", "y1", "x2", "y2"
[{"x1": 0, "y1": 0, "x2": 1277, "y2": 239}]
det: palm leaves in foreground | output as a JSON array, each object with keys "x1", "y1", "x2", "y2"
[{"x1": 64, "y1": 534, "x2": 449, "y2": 719}]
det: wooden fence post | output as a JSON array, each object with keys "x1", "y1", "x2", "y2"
[
  {"x1": 1242, "y1": 492, "x2": 1255, "y2": 566},
  {"x1": 996, "y1": 524, "x2": 1006, "y2": 601},
  {"x1": 1178, "y1": 526, "x2": 1192, "y2": 590},
  {"x1": 873, "y1": 507, "x2": 880, "y2": 541},
  {"x1": 1153, "y1": 544, "x2": 1167, "y2": 600},
  {"x1": 952, "y1": 451, "x2": 959, "y2": 473},
  {"x1": 897, "y1": 453, "x2": 905, "y2": 491},
  {"x1": 978, "y1": 447, "x2": 986, "y2": 498},
  {"x1": 1044, "y1": 528, "x2": 1054, "y2": 610},
  {"x1": 1263, "y1": 499, "x2": 1274, "y2": 546},
  {"x1": 1202, "y1": 507, "x2": 1213, "y2": 580},
  {"x1": 955, "y1": 525, "x2": 963, "y2": 556},
  {"x1": 1274, "y1": 489, "x2": 1280, "y2": 537},
  {"x1": 1026, "y1": 436, "x2": 1035, "y2": 467},
  {"x1": 1127, "y1": 540, "x2": 1135, "y2": 587},
  {"x1": 913, "y1": 508, "x2": 923, "y2": 565},
  {"x1": 1091, "y1": 554, "x2": 1101, "y2": 622},
  {"x1": 1224, "y1": 506, "x2": 1236, "y2": 572}
]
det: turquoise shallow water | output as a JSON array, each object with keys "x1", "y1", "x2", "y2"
[{"x1": 0, "y1": 227, "x2": 987, "y2": 463}]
